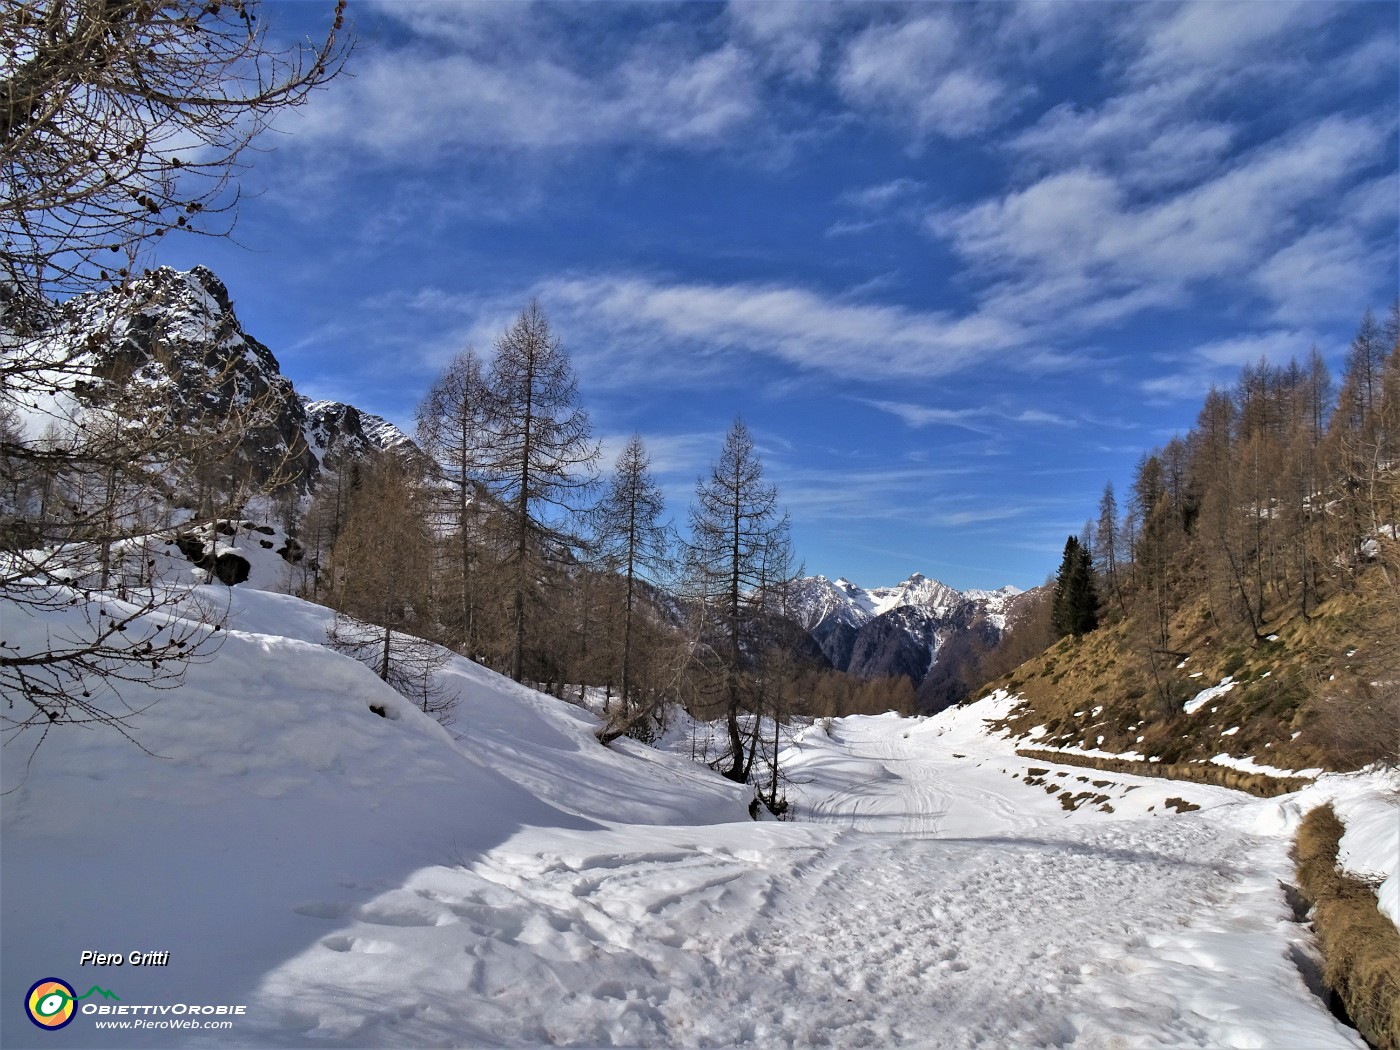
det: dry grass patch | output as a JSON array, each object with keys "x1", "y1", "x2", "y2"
[
  {"x1": 1163, "y1": 796, "x2": 1200, "y2": 813},
  {"x1": 1293, "y1": 803, "x2": 1400, "y2": 1050},
  {"x1": 981, "y1": 561, "x2": 1397, "y2": 773}
]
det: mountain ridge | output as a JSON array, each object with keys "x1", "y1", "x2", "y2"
[{"x1": 786, "y1": 572, "x2": 1028, "y2": 711}]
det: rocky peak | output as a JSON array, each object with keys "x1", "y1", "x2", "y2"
[
  {"x1": 302, "y1": 398, "x2": 415, "y2": 476},
  {"x1": 22, "y1": 265, "x2": 417, "y2": 500}
]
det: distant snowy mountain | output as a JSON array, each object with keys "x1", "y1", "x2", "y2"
[
  {"x1": 792, "y1": 572, "x2": 1016, "y2": 628},
  {"x1": 786, "y1": 573, "x2": 1026, "y2": 711}
]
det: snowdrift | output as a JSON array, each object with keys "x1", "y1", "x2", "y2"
[{"x1": 1, "y1": 579, "x2": 745, "y2": 1048}]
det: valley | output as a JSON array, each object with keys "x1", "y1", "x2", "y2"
[
  {"x1": 3, "y1": 567, "x2": 1392, "y2": 1048},
  {"x1": 4, "y1": 3, "x2": 1398, "y2": 1047}
]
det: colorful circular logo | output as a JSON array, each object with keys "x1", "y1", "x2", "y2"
[{"x1": 26, "y1": 978, "x2": 77, "y2": 1030}]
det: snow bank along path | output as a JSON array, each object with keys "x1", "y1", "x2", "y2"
[{"x1": 1, "y1": 580, "x2": 1375, "y2": 1048}]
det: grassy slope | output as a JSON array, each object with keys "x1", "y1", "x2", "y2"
[
  {"x1": 984, "y1": 562, "x2": 1397, "y2": 774},
  {"x1": 1294, "y1": 803, "x2": 1400, "y2": 1050}
]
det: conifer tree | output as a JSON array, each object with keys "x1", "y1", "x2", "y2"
[
  {"x1": 1329, "y1": 312, "x2": 1394, "y2": 573},
  {"x1": 416, "y1": 348, "x2": 494, "y2": 656},
  {"x1": 593, "y1": 434, "x2": 671, "y2": 721},
  {"x1": 1050, "y1": 535, "x2": 1098, "y2": 638},
  {"x1": 1094, "y1": 482, "x2": 1122, "y2": 611},
  {"x1": 326, "y1": 456, "x2": 451, "y2": 720}
]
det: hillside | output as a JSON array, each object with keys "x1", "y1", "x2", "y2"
[
  {"x1": 6, "y1": 6, "x2": 1397, "y2": 1044},
  {"x1": 0, "y1": 559, "x2": 748, "y2": 1048},
  {"x1": 983, "y1": 555, "x2": 1397, "y2": 774},
  {"x1": 968, "y1": 315, "x2": 1400, "y2": 780}
]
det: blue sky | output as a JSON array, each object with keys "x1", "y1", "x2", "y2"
[{"x1": 159, "y1": 1, "x2": 1398, "y2": 591}]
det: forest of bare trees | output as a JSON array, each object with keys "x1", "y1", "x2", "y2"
[
  {"x1": 987, "y1": 307, "x2": 1400, "y2": 766},
  {"x1": 268, "y1": 306, "x2": 871, "y2": 801},
  {"x1": 1109, "y1": 308, "x2": 1397, "y2": 636}
]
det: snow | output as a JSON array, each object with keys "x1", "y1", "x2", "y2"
[
  {"x1": 3, "y1": 592, "x2": 1392, "y2": 1048},
  {"x1": 1184, "y1": 674, "x2": 1237, "y2": 714},
  {"x1": 1207, "y1": 752, "x2": 1325, "y2": 779},
  {"x1": 1337, "y1": 789, "x2": 1400, "y2": 929},
  {"x1": 961, "y1": 583, "x2": 1024, "y2": 629},
  {"x1": 865, "y1": 572, "x2": 958, "y2": 617},
  {"x1": 794, "y1": 573, "x2": 1020, "y2": 632},
  {"x1": 1008, "y1": 735, "x2": 1321, "y2": 782}
]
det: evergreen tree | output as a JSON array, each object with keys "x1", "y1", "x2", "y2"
[{"x1": 1051, "y1": 535, "x2": 1098, "y2": 638}]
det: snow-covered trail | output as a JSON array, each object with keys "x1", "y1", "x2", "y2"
[
  {"x1": 799, "y1": 715, "x2": 1046, "y2": 837},
  {"x1": 241, "y1": 712, "x2": 1359, "y2": 1049}
]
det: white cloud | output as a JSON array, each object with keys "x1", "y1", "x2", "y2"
[
  {"x1": 994, "y1": 1, "x2": 1108, "y2": 58},
  {"x1": 364, "y1": 0, "x2": 539, "y2": 48},
  {"x1": 1141, "y1": 329, "x2": 1317, "y2": 400},
  {"x1": 837, "y1": 14, "x2": 1011, "y2": 140},
  {"x1": 980, "y1": 0, "x2": 1395, "y2": 343},
  {"x1": 861, "y1": 399, "x2": 1077, "y2": 431},
  {"x1": 931, "y1": 506, "x2": 1033, "y2": 527},
  {"x1": 938, "y1": 116, "x2": 1389, "y2": 329},
  {"x1": 1190, "y1": 330, "x2": 1316, "y2": 368},
  {"x1": 840, "y1": 178, "x2": 925, "y2": 211},
  {"x1": 1126, "y1": 0, "x2": 1338, "y2": 83},
  {"x1": 826, "y1": 179, "x2": 927, "y2": 237},
  {"x1": 769, "y1": 463, "x2": 988, "y2": 524},
  {"x1": 1343, "y1": 173, "x2": 1400, "y2": 230},
  {"x1": 597, "y1": 429, "x2": 722, "y2": 481},
  {"x1": 349, "y1": 276, "x2": 1035, "y2": 391},
  {"x1": 1333, "y1": 32, "x2": 1400, "y2": 90},
  {"x1": 1011, "y1": 84, "x2": 1237, "y2": 191},
  {"x1": 288, "y1": 30, "x2": 763, "y2": 158},
  {"x1": 861, "y1": 402, "x2": 989, "y2": 432},
  {"x1": 1256, "y1": 228, "x2": 1381, "y2": 324},
  {"x1": 537, "y1": 274, "x2": 1027, "y2": 385},
  {"x1": 824, "y1": 218, "x2": 885, "y2": 238},
  {"x1": 726, "y1": 0, "x2": 846, "y2": 81}
]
